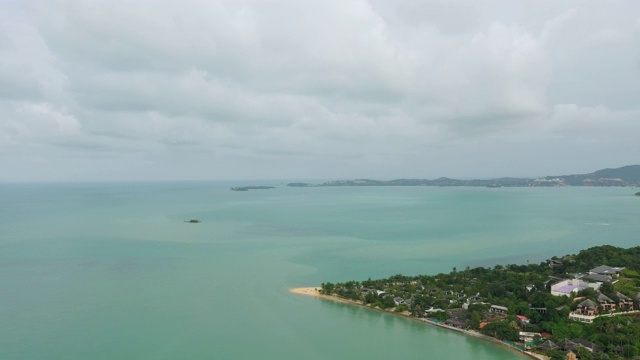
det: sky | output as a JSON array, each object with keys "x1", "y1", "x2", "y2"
[{"x1": 1, "y1": 0, "x2": 639, "y2": 182}]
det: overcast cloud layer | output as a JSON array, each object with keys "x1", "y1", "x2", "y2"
[{"x1": 1, "y1": 1, "x2": 639, "y2": 182}]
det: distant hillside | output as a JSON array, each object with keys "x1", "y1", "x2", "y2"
[
  {"x1": 545, "y1": 165, "x2": 640, "y2": 186},
  {"x1": 288, "y1": 165, "x2": 640, "y2": 188}
]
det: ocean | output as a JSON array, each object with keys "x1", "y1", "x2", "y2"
[{"x1": 1, "y1": 182, "x2": 639, "y2": 359}]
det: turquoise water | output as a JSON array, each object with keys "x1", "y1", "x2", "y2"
[{"x1": 1, "y1": 183, "x2": 639, "y2": 359}]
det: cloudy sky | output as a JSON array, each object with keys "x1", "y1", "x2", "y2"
[{"x1": 1, "y1": 1, "x2": 639, "y2": 182}]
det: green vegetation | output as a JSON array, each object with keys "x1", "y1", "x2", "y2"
[
  {"x1": 287, "y1": 165, "x2": 640, "y2": 188},
  {"x1": 321, "y1": 245, "x2": 640, "y2": 359}
]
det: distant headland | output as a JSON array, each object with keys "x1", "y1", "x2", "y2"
[{"x1": 288, "y1": 165, "x2": 640, "y2": 188}]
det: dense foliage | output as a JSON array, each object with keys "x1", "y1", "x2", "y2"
[{"x1": 321, "y1": 245, "x2": 640, "y2": 359}]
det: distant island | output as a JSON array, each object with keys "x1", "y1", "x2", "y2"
[
  {"x1": 288, "y1": 165, "x2": 640, "y2": 188},
  {"x1": 230, "y1": 186, "x2": 276, "y2": 191},
  {"x1": 293, "y1": 245, "x2": 640, "y2": 360}
]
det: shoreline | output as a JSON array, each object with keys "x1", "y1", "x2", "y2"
[{"x1": 289, "y1": 287, "x2": 548, "y2": 360}]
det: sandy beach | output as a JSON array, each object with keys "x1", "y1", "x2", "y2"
[
  {"x1": 289, "y1": 287, "x2": 548, "y2": 360},
  {"x1": 289, "y1": 287, "x2": 362, "y2": 305}
]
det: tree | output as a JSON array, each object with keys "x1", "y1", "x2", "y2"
[
  {"x1": 546, "y1": 350, "x2": 565, "y2": 360},
  {"x1": 573, "y1": 347, "x2": 594, "y2": 360},
  {"x1": 469, "y1": 311, "x2": 482, "y2": 329},
  {"x1": 364, "y1": 291, "x2": 377, "y2": 304},
  {"x1": 321, "y1": 282, "x2": 335, "y2": 294},
  {"x1": 599, "y1": 281, "x2": 614, "y2": 296},
  {"x1": 481, "y1": 321, "x2": 519, "y2": 341}
]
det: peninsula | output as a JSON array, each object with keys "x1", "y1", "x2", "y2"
[
  {"x1": 293, "y1": 245, "x2": 640, "y2": 360},
  {"x1": 288, "y1": 165, "x2": 640, "y2": 188}
]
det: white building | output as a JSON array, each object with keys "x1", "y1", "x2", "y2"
[{"x1": 550, "y1": 279, "x2": 600, "y2": 296}]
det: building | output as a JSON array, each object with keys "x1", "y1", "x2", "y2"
[
  {"x1": 393, "y1": 297, "x2": 405, "y2": 306},
  {"x1": 588, "y1": 265, "x2": 625, "y2": 276},
  {"x1": 550, "y1": 279, "x2": 600, "y2": 296},
  {"x1": 595, "y1": 292, "x2": 616, "y2": 311},
  {"x1": 490, "y1": 305, "x2": 508, "y2": 315},
  {"x1": 614, "y1": 292, "x2": 634, "y2": 310},
  {"x1": 516, "y1": 315, "x2": 530, "y2": 325},
  {"x1": 581, "y1": 273, "x2": 614, "y2": 284},
  {"x1": 536, "y1": 340, "x2": 559, "y2": 351},
  {"x1": 519, "y1": 331, "x2": 541, "y2": 343},
  {"x1": 548, "y1": 259, "x2": 563, "y2": 268},
  {"x1": 576, "y1": 299, "x2": 598, "y2": 315},
  {"x1": 572, "y1": 338, "x2": 601, "y2": 353}
]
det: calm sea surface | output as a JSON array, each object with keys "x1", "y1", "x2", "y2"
[{"x1": 1, "y1": 182, "x2": 639, "y2": 359}]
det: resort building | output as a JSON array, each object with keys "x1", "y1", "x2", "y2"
[
  {"x1": 614, "y1": 292, "x2": 634, "y2": 310},
  {"x1": 490, "y1": 305, "x2": 508, "y2": 315},
  {"x1": 569, "y1": 299, "x2": 598, "y2": 323},
  {"x1": 588, "y1": 265, "x2": 625, "y2": 276},
  {"x1": 393, "y1": 297, "x2": 405, "y2": 306},
  {"x1": 595, "y1": 292, "x2": 616, "y2": 311},
  {"x1": 519, "y1": 331, "x2": 540, "y2": 343},
  {"x1": 550, "y1": 279, "x2": 600, "y2": 296},
  {"x1": 581, "y1": 273, "x2": 614, "y2": 284}
]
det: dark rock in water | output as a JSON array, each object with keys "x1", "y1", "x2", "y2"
[
  {"x1": 230, "y1": 186, "x2": 275, "y2": 191},
  {"x1": 185, "y1": 219, "x2": 201, "y2": 223}
]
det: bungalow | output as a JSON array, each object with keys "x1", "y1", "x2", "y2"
[
  {"x1": 490, "y1": 305, "x2": 508, "y2": 315},
  {"x1": 548, "y1": 259, "x2": 563, "y2": 268},
  {"x1": 393, "y1": 297, "x2": 405, "y2": 306},
  {"x1": 575, "y1": 299, "x2": 598, "y2": 316},
  {"x1": 572, "y1": 338, "x2": 601, "y2": 353},
  {"x1": 557, "y1": 339, "x2": 578, "y2": 352},
  {"x1": 595, "y1": 292, "x2": 616, "y2": 311},
  {"x1": 613, "y1": 292, "x2": 633, "y2": 310},
  {"x1": 536, "y1": 340, "x2": 559, "y2": 351}
]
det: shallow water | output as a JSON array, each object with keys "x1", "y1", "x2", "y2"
[{"x1": 1, "y1": 182, "x2": 638, "y2": 359}]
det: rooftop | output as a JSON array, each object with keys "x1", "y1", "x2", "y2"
[{"x1": 589, "y1": 265, "x2": 625, "y2": 275}]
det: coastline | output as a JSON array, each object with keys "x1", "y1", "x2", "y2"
[{"x1": 289, "y1": 287, "x2": 548, "y2": 360}]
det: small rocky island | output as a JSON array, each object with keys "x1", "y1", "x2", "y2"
[{"x1": 230, "y1": 186, "x2": 275, "y2": 191}]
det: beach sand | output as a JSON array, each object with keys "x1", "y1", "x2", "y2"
[{"x1": 289, "y1": 287, "x2": 548, "y2": 360}]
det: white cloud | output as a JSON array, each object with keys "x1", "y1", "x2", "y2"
[{"x1": 0, "y1": 0, "x2": 639, "y2": 181}]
